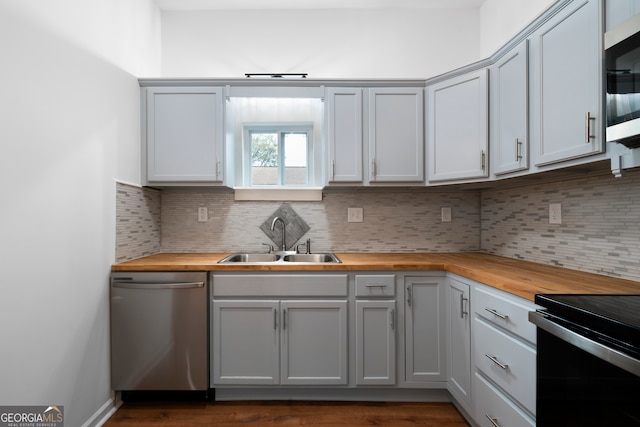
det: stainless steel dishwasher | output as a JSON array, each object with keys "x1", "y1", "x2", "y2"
[{"x1": 110, "y1": 271, "x2": 208, "y2": 394}]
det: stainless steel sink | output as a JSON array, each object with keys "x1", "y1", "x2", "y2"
[
  {"x1": 218, "y1": 252, "x2": 341, "y2": 264},
  {"x1": 282, "y1": 253, "x2": 341, "y2": 263},
  {"x1": 218, "y1": 253, "x2": 281, "y2": 263}
]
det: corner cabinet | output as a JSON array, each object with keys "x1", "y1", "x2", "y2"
[
  {"x1": 325, "y1": 87, "x2": 364, "y2": 184},
  {"x1": 427, "y1": 69, "x2": 489, "y2": 183},
  {"x1": 529, "y1": 0, "x2": 604, "y2": 166},
  {"x1": 368, "y1": 88, "x2": 424, "y2": 183},
  {"x1": 143, "y1": 86, "x2": 225, "y2": 185},
  {"x1": 446, "y1": 277, "x2": 472, "y2": 414},
  {"x1": 491, "y1": 41, "x2": 529, "y2": 176}
]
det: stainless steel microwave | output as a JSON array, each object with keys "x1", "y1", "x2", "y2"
[{"x1": 606, "y1": 13, "x2": 640, "y2": 148}]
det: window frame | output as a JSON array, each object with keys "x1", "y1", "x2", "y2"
[{"x1": 243, "y1": 122, "x2": 313, "y2": 187}]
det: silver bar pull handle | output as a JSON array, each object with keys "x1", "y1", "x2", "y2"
[
  {"x1": 112, "y1": 281, "x2": 204, "y2": 290},
  {"x1": 391, "y1": 309, "x2": 395, "y2": 331},
  {"x1": 283, "y1": 308, "x2": 287, "y2": 330},
  {"x1": 485, "y1": 414, "x2": 500, "y2": 427},
  {"x1": 516, "y1": 138, "x2": 523, "y2": 161},
  {"x1": 331, "y1": 159, "x2": 335, "y2": 180},
  {"x1": 484, "y1": 307, "x2": 508, "y2": 320},
  {"x1": 407, "y1": 285, "x2": 412, "y2": 307},
  {"x1": 365, "y1": 284, "x2": 387, "y2": 288},
  {"x1": 216, "y1": 160, "x2": 221, "y2": 179},
  {"x1": 372, "y1": 160, "x2": 377, "y2": 179},
  {"x1": 274, "y1": 308, "x2": 278, "y2": 330},
  {"x1": 481, "y1": 150, "x2": 486, "y2": 170},
  {"x1": 460, "y1": 293, "x2": 469, "y2": 318},
  {"x1": 485, "y1": 354, "x2": 508, "y2": 370},
  {"x1": 586, "y1": 112, "x2": 595, "y2": 143}
]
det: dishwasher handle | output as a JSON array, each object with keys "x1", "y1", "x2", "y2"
[{"x1": 112, "y1": 281, "x2": 205, "y2": 290}]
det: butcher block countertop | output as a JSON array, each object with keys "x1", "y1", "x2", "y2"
[{"x1": 111, "y1": 252, "x2": 640, "y2": 302}]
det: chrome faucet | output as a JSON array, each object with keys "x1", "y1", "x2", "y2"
[{"x1": 270, "y1": 216, "x2": 287, "y2": 252}]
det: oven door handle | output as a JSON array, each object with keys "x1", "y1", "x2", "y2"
[{"x1": 529, "y1": 310, "x2": 640, "y2": 377}]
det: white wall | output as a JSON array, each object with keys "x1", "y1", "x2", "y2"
[
  {"x1": 160, "y1": 8, "x2": 480, "y2": 79},
  {"x1": 0, "y1": 1, "x2": 160, "y2": 426},
  {"x1": 479, "y1": 0, "x2": 555, "y2": 57}
]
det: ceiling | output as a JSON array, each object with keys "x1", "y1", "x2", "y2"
[{"x1": 155, "y1": 0, "x2": 487, "y2": 10}]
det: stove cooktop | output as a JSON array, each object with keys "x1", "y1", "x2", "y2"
[{"x1": 535, "y1": 294, "x2": 640, "y2": 357}]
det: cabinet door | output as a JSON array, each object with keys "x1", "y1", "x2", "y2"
[
  {"x1": 326, "y1": 88, "x2": 363, "y2": 183},
  {"x1": 492, "y1": 41, "x2": 529, "y2": 176},
  {"x1": 368, "y1": 88, "x2": 424, "y2": 182},
  {"x1": 146, "y1": 86, "x2": 224, "y2": 184},
  {"x1": 356, "y1": 300, "x2": 396, "y2": 385},
  {"x1": 405, "y1": 276, "x2": 446, "y2": 382},
  {"x1": 530, "y1": 0, "x2": 603, "y2": 166},
  {"x1": 427, "y1": 69, "x2": 489, "y2": 182},
  {"x1": 447, "y1": 279, "x2": 471, "y2": 412},
  {"x1": 211, "y1": 300, "x2": 279, "y2": 385},
  {"x1": 280, "y1": 300, "x2": 348, "y2": 385}
]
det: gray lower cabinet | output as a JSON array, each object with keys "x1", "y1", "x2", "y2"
[
  {"x1": 211, "y1": 274, "x2": 349, "y2": 386},
  {"x1": 446, "y1": 277, "x2": 472, "y2": 414},
  {"x1": 212, "y1": 299, "x2": 348, "y2": 385},
  {"x1": 355, "y1": 274, "x2": 397, "y2": 385},
  {"x1": 404, "y1": 275, "x2": 446, "y2": 383}
]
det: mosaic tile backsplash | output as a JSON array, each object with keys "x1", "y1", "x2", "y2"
[
  {"x1": 159, "y1": 189, "x2": 481, "y2": 253},
  {"x1": 115, "y1": 183, "x2": 161, "y2": 263},
  {"x1": 481, "y1": 169, "x2": 640, "y2": 282},
  {"x1": 115, "y1": 168, "x2": 640, "y2": 283}
]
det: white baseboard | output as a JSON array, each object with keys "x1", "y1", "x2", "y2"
[{"x1": 81, "y1": 394, "x2": 121, "y2": 427}]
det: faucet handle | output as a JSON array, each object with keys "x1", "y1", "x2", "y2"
[
  {"x1": 296, "y1": 239, "x2": 312, "y2": 254},
  {"x1": 261, "y1": 243, "x2": 274, "y2": 253}
]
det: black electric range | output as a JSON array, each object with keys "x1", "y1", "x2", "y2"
[{"x1": 530, "y1": 294, "x2": 640, "y2": 426}]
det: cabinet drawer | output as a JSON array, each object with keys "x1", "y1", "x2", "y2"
[
  {"x1": 475, "y1": 372, "x2": 535, "y2": 427},
  {"x1": 474, "y1": 318, "x2": 536, "y2": 415},
  {"x1": 475, "y1": 285, "x2": 538, "y2": 344},
  {"x1": 212, "y1": 274, "x2": 348, "y2": 297},
  {"x1": 355, "y1": 275, "x2": 395, "y2": 297}
]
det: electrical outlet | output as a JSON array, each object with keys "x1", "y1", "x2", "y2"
[
  {"x1": 198, "y1": 207, "x2": 208, "y2": 223},
  {"x1": 549, "y1": 203, "x2": 562, "y2": 224},
  {"x1": 347, "y1": 207, "x2": 363, "y2": 223},
  {"x1": 441, "y1": 207, "x2": 452, "y2": 223}
]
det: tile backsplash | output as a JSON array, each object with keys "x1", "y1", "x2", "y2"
[
  {"x1": 160, "y1": 189, "x2": 481, "y2": 253},
  {"x1": 481, "y1": 168, "x2": 640, "y2": 282},
  {"x1": 115, "y1": 168, "x2": 640, "y2": 283},
  {"x1": 115, "y1": 183, "x2": 161, "y2": 263}
]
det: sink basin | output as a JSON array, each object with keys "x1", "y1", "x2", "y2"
[
  {"x1": 218, "y1": 252, "x2": 341, "y2": 264},
  {"x1": 218, "y1": 253, "x2": 280, "y2": 263},
  {"x1": 282, "y1": 253, "x2": 341, "y2": 263}
]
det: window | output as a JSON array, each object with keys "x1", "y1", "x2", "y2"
[{"x1": 246, "y1": 125, "x2": 311, "y2": 186}]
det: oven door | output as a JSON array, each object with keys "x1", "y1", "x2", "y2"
[{"x1": 529, "y1": 311, "x2": 640, "y2": 426}]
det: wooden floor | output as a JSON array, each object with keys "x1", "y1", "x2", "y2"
[{"x1": 104, "y1": 400, "x2": 471, "y2": 426}]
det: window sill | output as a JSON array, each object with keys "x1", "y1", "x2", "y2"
[{"x1": 234, "y1": 187, "x2": 323, "y2": 201}]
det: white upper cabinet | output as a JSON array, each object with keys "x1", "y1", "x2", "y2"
[
  {"x1": 491, "y1": 41, "x2": 529, "y2": 176},
  {"x1": 144, "y1": 86, "x2": 224, "y2": 185},
  {"x1": 529, "y1": 0, "x2": 604, "y2": 166},
  {"x1": 368, "y1": 88, "x2": 424, "y2": 183},
  {"x1": 326, "y1": 88, "x2": 363, "y2": 184},
  {"x1": 427, "y1": 69, "x2": 489, "y2": 183}
]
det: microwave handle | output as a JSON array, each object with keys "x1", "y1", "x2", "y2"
[{"x1": 529, "y1": 310, "x2": 640, "y2": 377}]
